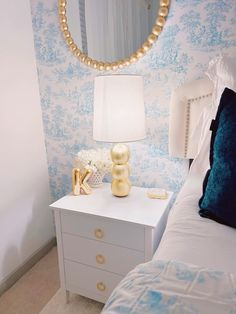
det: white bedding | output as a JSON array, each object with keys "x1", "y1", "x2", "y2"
[
  {"x1": 161, "y1": 54, "x2": 236, "y2": 274},
  {"x1": 154, "y1": 170, "x2": 236, "y2": 274},
  {"x1": 103, "y1": 154, "x2": 236, "y2": 314},
  {"x1": 102, "y1": 260, "x2": 236, "y2": 314}
]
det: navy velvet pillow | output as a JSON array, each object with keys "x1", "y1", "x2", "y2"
[{"x1": 199, "y1": 87, "x2": 236, "y2": 228}]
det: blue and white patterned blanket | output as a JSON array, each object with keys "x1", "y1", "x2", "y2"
[{"x1": 102, "y1": 260, "x2": 236, "y2": 314}]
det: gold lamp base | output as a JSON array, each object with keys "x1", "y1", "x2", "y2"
[{"x1": 111, "y1": 144, "x2": 131, "y2": 197}]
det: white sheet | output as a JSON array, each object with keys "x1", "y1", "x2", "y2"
[{"x1": 154, "y1": 169, "x2": 236, "y2": 274}]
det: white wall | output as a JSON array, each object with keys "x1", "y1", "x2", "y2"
[{"x1": 0, "y1": 0, "x2": 54, "y2": 283}]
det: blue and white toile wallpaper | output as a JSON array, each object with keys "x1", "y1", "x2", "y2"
[{"x1": 30, "y1": 0, "x2": 236, "y2": 200}]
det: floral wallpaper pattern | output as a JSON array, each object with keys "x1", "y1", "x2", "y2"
[{"x1": 30, "y1": 0, "x2": 236, "y2": 200}]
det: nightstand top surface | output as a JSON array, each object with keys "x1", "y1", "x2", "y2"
[{"x1": 50, "y1": 184, "x2": 173, "y2": 228}]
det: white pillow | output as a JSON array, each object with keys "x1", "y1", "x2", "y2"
[
  {"x1": 190, "y1": 55, "x2": 236, "y2": 177},
  {"x1": 206, "y1": 54, "x2": 236, "y2": 112},
  {"x1": 189, "y1": 129, "x2": 210, "y2": 180}
]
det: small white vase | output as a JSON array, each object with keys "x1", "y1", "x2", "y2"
[{"x1": 88, "y1": 170, "x2": 105, "y2": 188}]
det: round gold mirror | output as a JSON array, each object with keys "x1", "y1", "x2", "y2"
[{"x1": 59, "y1": 0, "x2": 170, "y2": 71}]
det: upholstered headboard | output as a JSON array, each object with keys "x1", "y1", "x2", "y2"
[{"x1": 169, "y1": 77, "x2": 213, "y2": 159}]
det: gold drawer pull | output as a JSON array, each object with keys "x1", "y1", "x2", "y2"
[
  {"x1": 96, "y1": 282, "x2": 106, "y2": 292},
  {"x1": 96, "y1": 254, "x2": 105, "y2": 265},
  {"x1": 94, "y1": 228, "x2": 104, "y2": 239}
]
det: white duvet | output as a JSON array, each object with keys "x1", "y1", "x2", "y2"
[{"x1": 102, "y1": 259, "x2": 236, "y2": 314}]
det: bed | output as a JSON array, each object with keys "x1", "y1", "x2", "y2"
[{"x1": 102, "y1": 56, "x2": 236, "y2": 313}]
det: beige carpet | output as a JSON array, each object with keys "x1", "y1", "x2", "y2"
[
  {"x1": 0, "y1": 246, "x2": 60, "y2": 314},
  {"x1": 40, "y1": 289, "x2": 104, "y2": 314},
  {"x1": 0, "y1": 246, "x2": 103, "y2": 314}
]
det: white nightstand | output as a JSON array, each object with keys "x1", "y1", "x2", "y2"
[{"x1": 50, "y1": 183, "x2": 173, "y2": 304}]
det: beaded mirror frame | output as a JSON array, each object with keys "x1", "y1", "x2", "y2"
[{"x1": 58, "y1": 0, "x2": 171, "y2": 71}]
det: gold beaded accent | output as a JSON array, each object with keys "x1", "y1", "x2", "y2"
[{"x1": 58, "y1": 0, "x2": 171, "y2": 71}]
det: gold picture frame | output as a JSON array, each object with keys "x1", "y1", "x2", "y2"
[{"x1": 58, "y1": 0, "x2": 170, "y2": 71}]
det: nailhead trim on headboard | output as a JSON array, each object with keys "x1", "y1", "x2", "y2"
[{"x1": 184, "y1": 92, "x2": 212, "y2": 158}]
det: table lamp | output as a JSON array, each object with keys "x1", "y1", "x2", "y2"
[{"x1": 93, "y1": 75, "x2": 146, "y2": 197}]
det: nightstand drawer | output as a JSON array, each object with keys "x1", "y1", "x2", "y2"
[
  {"x1": 65, "y1": 260, "x2": 122, "y2": 298},
  {"x1": 61, "y1": 212, "x2": 144, "y2": 251},
  {"x1": 63, "y1": 233, "x2": 144, "y2": 275}
]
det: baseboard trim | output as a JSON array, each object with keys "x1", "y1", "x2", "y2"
[{"x1": 0, "y1": 237, "x2": 56, "y2": 296}]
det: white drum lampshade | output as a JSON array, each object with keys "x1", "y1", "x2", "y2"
[{"x1": 93, "y1": 75, "x2": 146, "y2": 197}]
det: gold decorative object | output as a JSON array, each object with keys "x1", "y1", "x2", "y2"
[
  {"x1": 147, "y1": 188, "x2": 168, "y2": 199},
  {"x1": 111, "y1": 144, "x2": 131, "y2": 197},
  {"x1": 58, "y1": 0, "x2": 170, "y2": 71},
  {"x1": 72, "y1": 167, "x2": 92, "y2": 195},
  {"x1": 96, "y1": 282, "x2": 106, "y2": 292},
  {"x1": 96, "y1": 254, "x2": 105, "y2": 265},
  {"x1": 72, "y1": 168, "x2": 80, "y2": 196},
  {"x1": 94, "y1": 228, "x2": 104, "y2": 239}
]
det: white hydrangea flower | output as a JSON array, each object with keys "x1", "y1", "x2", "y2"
[{"x1": 75, "y1": 148, "x2": 112, "y2": 174}]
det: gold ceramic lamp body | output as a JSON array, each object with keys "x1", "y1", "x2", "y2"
[{"x1": 111, "y1": 144, "x2": 131, "y2": 197}]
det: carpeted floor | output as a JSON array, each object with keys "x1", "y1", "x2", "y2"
[
  {"x1": 39, "y1": 289, "x2": 104, "y2": 314},
  {"x1": 0, "y1": 246, "x2": 104, "y2": 314},
  {"x1": 0, "y1": 246, "x2": 60, "y2": 314}
]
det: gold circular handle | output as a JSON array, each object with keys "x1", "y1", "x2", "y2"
[
  {"x1": 94, "y1": 228, "x2": 104, "y2": 239},
  {"x1": 96, "y1": 254, "x2": 105, "y2": 265},
  {"x1": 96, "y1": 282, "x2": 106, "y2": 292}
]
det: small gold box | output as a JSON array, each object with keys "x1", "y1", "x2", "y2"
[{"x1": 147, "y1": 188, "x2": 168, "y2": 200}]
